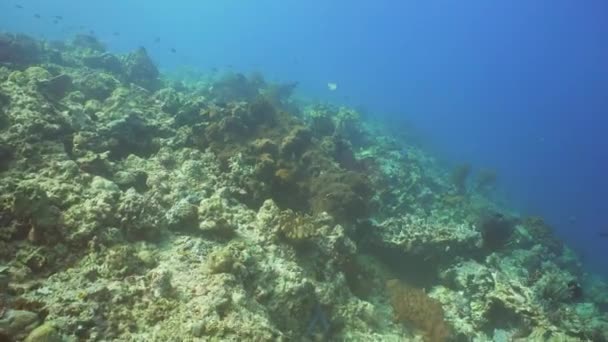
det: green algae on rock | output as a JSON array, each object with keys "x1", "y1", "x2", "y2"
[{"x1": 24, "y1": 323, "x2": 62, "y2": 342}]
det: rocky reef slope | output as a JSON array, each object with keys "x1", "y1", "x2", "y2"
[{"x1": 1, "y1": 32, "x2": 607, "y2": 341}]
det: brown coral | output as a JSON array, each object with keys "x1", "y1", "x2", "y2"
[
  {"x1": 276, "y1": 209, "x2": 317, "y2": 244},
  {"x1": 386, "y1": 279, "x2": 451, "y2": 342},
  {"x1": 310, "y1": 170, "x2": 372, "y2": 222},
  {"x1": 280, "y1": 126, "x2": 311, "y2": 158}
]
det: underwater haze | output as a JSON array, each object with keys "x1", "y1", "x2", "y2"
[{"x1": 2, "y1": 0, "x2": 608, "y2": 340}]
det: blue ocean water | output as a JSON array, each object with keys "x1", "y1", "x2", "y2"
[{"x1": 2, "y1": 0, "x2": 607, "y2": 276}]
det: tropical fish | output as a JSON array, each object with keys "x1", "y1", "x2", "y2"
[
  {"x1": 34, "y1": 14, "x2": 41, "y2": 19},
  {"x1": 154, "y1": 37, "x2": 161, "y2": 43},
  {"x1": 170, "y1": 48, "x2": 177, "y2": 53},
  {"x1": 15, "y1": 4, "x2": 23, "y2": 9},
  {"x1": 327, "y1": 82, "x2": 337, "y2": 91}
]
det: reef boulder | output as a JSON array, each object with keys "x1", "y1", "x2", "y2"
[
  {"x1": 0, "y1": 33, "x2": 42, "y2": 65},
  {"x1": 122, "y1": 47, "x2": 159, "y2": 91}
]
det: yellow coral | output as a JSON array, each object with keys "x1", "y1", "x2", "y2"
[
  {"x1": 274, "y1": 168, "x2": 294, "y2": 184},
  {"x1": 276, "y1": 210, "x2": 316, "y2": 243},
  {"x1": 386, "y1": 279, "x2": 451, "y2": 342}
]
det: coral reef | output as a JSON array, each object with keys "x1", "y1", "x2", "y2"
[
  {"x1": 478, "y1": 212, "x2": 515, "y2": 250},
  {"x1": 0, "y1": 33, "x2": 606, "y2": 342},
  {"x1": 451, "y1": 162, "x2": 471, "y2": 195},
  {"x1": 0, "y1": 33, "x2": 43, "y2": 65},
  {"x1": 122, "y1": 47, "x2": 159, "y2": 91}
]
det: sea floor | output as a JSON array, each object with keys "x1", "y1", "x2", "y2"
[{"x1": 0, "y1": 32, "x2": 607, "y2": 341}]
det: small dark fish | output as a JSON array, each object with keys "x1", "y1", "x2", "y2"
[
  {"x1": 34, "y1": 14, "x2": 41, "y2": 19},
  {"x1": 15, "y1": 4, "x2": 23, "y2": 9},
  {"x1": 154, "y1": 37, "x2": 161, "y2": 43},
  {"x1": 89, "y1": 30, "x2": 95, "y2": 35},
  {"x1": 53, "y1": 15, "x2": 63, "y2": 20},
  {"x1": 112, "y1": 31, "x2": 120, "y2": 37},
  {"x1": 599, "y1": 232, "x2": 608, "y2": 238},
  {"x1": 211, "y1": 67, "x2": 218, "y2": 72},
  {"x1": 53, "y1": 20, "x2": 59, "y2": 25},
  {"x1": 170, "y1": 48, "x2": 176, "y2": 53}
]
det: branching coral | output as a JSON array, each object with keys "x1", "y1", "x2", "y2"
[{"x1": 386, "y1": 279, "x2": 451, "y2": 342}]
